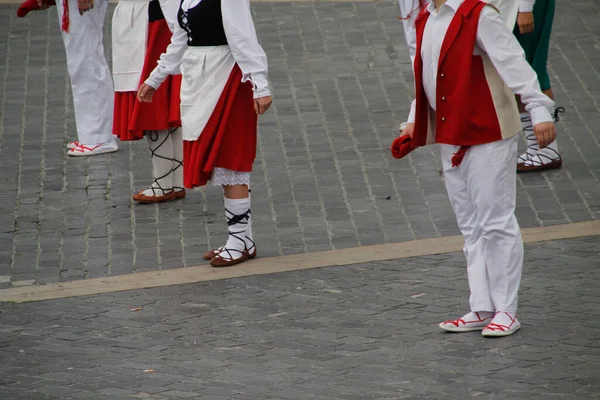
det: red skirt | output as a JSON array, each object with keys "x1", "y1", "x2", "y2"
[
  {"x1": 183, "y1": 65, "x2": 258, "y2": 189},
  {"x1": 113, "y1": 18, "x2": 181, "y2": 141}
]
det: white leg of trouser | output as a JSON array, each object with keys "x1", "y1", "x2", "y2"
[
  {"x1": 441, "y1": 145, "x2": 494, "y2": 313},
  {"x1": 57, "y1": 0, "x2": 113, "y2": 145},
  {"x1": 463, "y1": 136, "x2": 523, "y2": 314}
]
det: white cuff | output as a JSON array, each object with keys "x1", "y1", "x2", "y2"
[
  {"x1": 407, "y1": 99, "x2": 417, "y2": 124},
  {"x1": 145, "y1": 67, "x2": 170, "y2": 90},
  {"x1": 529, "y1": 106, "x2": 553, "y2": 127},
  {"x1": 519, "y1": 0, "x2": 535, "y2": 12}
]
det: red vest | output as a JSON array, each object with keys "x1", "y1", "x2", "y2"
[{"x1": 412, "y1": 0, "x2": 508, "y2": 148}]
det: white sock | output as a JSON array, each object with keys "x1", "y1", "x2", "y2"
[
  {"x1": 490, "y1": 311, "x2": 517, "y2": 327},
  {"x1": 143, "y1": 130, "x2": 174, "y2": 196},
  {"x1": 170, "y1": 127, "x2": 184, "y2": 191},
  {"x1": 218, "y1": 197, "x2": 251, "y2": 261},
  {"x1": 246, "y1": 191, "x2": 255, "y2": 253},
  {"x1": 518, "y1": 112, "x2": 537, "y2": 163}
]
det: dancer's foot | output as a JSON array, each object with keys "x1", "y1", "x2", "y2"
[
  {"x1": 204, "y1": 246, "x2": 256, "y2": 261},
  {"x1": 210, "y1": 247, "x2": 250, "y2": 268},
  {"x1": 67, "y1": 140, "x2": 118, "y2": 157},
  {"x1": 517, "y1": 152, "x2": 562, "y2": 172},
  {"x1": 439, "y1": 311, "x2": 495, "y2": 332},
  {"x1": 482, "y1": 312, "x2": 521, "y2": 337},
  {"x1": 132, "y1": 187, "x2": 177, "y2": 204}
]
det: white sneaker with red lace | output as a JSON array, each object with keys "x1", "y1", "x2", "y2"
[
  {"x1": 67, "y1": 140, "x2": 119, "y2": 157},
  {"x1": 482, "y1": 312, "x2": 521, "y2": 337},
  {"x1": 439, "y1": 311, "x2": 495, "y2": 332},
  {"x1": 66, "y1": 141, "x2": 79, "y2": 150}
]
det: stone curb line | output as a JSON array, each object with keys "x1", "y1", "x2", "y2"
[{"x1": 1, "y1": 220, "x2": 599, "y2": 303}]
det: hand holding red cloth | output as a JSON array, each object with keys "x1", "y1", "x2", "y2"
[
  {"x1": 17, "y1": 0, "x2": 56, "y2": 18},
  {"x1": 391, "y1": 134, "x2": 415, "y2": 159}
]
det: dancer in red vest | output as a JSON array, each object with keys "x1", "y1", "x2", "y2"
[
  {"x1": 138, "y1": 0, "x2": 272, "y2": 267},
  {"x1": 397, "y1": 0, "x2": 555, "y2": 337},
  {"x1": 18, "y1": 0, "x2": 117, "y2": 156},
  {"x1": 112, "y1": 0, "x2": 184, "y2": 203}
]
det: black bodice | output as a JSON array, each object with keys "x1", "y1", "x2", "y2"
[{"x1": 178, "y1": 0, "x2": 228, "y2": 47}]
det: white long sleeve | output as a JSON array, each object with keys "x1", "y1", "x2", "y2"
[
  {"x1": 222, "y1": 0, "x2": 270, "y2": 98},
  {"x1": 476, "y1": 6, "x2": 553, "y2": 125},
  {"x1": 145, "y1": 0, "x2": 188, "y2": 89},
  {"x1": 519, "y1": 0, "x2": 535, "y2": 12},
  {"x1": 398, "y1": 0, "x2": 420, "y2": 63}
]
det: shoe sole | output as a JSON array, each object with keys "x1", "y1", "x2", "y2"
[
  {"x1": 517, "y1": 159, "x2": 562, "y2": 173},
  {"x1": 439, "y1": 324, "x2": 487, "y2": 332},
  {"x1": 68, "y1": 147, "x2": 118, "y2": 157}
]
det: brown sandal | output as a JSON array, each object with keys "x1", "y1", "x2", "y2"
[
  {"x1": 517, "y1": 157, "x2": 562, "y2": 173},
  {"x1": 210, "y1": 249, "x2": 250, "y2": 268},
  {"x1": 132, "y1": 190, "x2": 177, "y2": 204},
  {"x1": 204, "y1": 247, "x2": 256, "y2": 261}
]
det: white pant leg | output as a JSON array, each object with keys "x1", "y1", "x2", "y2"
[
  {"x1": 57, "y1": 0, "x2": 114, "y2": 145},
  {"x1": 441, "y1": 145, "x2": 494, "y2": 312},
  {"x1": 463, "y1": 136, "x2": 524, "y2": 314}
]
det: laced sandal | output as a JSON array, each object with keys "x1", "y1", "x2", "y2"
[
  {"x1": 210, "y1": 206, "x2": 252, "y2": 267},
  {"x1": 517, "y1": 107, "x2": 564, "y2": 172},
  {"x1": 210, "y1": 247, "x2": 249, "y2": 268},
  {"x1": 67, "y1": 141, "x2": 118, "y2": 157},
  {"x1": 203, "y1": 247, "x2": 224, "y2": 261},
  {"x1": 482, "y1": 312, "x2": 521, "y2": 337},
  {"x1": 173, "y1": 187, "x2": 186, "y2": 200},
  {"x1": 132, "y1": 187, "x2": 177, "y2": 204}
]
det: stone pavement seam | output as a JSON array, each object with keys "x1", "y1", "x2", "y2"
[{"x1": 1, "y1": 220, "x2": 599, "y2": 303}]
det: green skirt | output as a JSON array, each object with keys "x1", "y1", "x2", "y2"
[{"x1": 513, "y1": 0, "x2": 555, "y2": 91}]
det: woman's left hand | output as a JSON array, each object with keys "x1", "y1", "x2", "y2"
[{"x1": 254, "y1": 96, "x2": 273, "y2": 115}]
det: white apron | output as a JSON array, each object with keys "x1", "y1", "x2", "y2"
[
  {"x1": 179, "y1": 45, "x2": 236, "y2": 141},
  {"x1": 112, "y1": 0, "x2": 151, "y2": 92},
  {"x1": 488, "y1": 0, "x2": 520, "y2": 30}
]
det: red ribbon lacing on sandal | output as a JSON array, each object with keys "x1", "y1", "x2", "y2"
[
  {"x1": 451, "y1": 145, "x2": 470, "y2": 167},
  {"x1": 61, "y1": 0, "x2": 69, "y2": 32}
]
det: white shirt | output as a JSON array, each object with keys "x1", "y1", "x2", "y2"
[
  {"x1": 519, "y1": 0, "x2": 535, "y2": 12},
  {"x1": 408, "y1": 0, "x2": 553, "y2": 127},
  {"x1": 145, "y1": 0, "x2": 271, "y2": 99}
]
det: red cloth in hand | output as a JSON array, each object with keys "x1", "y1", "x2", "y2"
[
  {"x1": 391, "y1": 134, "x2": 415, "y2": 159},
  {"x1": 17, "y1": 0, "x2": 56, "y2": 18}
]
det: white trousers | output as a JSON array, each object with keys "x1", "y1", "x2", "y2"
[
  {"x1": 441, "y1": 135, "x2": 524, "y2": 314},
  {"x1": 57, "y1": 0, "x2": 114, "y2": 145}
]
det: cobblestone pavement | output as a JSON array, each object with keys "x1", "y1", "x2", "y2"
[
  {"x1": 0, "y1": 236, "x2": 599, "y2": 399},
  {"x1": 1, "y1": 1, "x2": 600, "y2": 285}
]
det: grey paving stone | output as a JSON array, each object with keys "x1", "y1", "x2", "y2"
[
  {"x1": 1, "y1": 237, "x2": 599, "y2": 399},
  {"x1": 0, "y1": 1, "x2": 599, "y2": 286}
]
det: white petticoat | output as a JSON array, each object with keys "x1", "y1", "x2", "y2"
[{"x1": 211, "y1": 168, "x2": 250, "y2": 187}]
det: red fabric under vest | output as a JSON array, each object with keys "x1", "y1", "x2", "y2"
[{"x1": 412, "y1": 0, "x2": 503, "y2": 148}]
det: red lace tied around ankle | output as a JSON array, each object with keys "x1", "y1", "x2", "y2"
[
  {"x1": 62, "y1": 0, "x2": 69, "y2": 32},
  {"x1": 398, "y1": 0, "x2": 428, "y2": 20},
  {"x1": 451, "y1": 146, "x2": 470, "y2": 167}
]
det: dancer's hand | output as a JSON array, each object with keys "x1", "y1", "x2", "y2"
[
  {"x1": 517, "y1": 12, "x2": 534, "y2": 34},
  {"x1": 36, "y1": 0, "x2": 49, "y2": 10},
  {"x1": 137, "y1": 83, "x2": 156, "y2": 103},
  {"x1": 78, "y1": 0, "x2": 94, "y2": 14},
  {"x1": 402, "y1": 123, "x2": 415, "y2": 138},
  {"x1": 254, "y1": 96, "x2": 273, "y2": 115},
  {"x1": 533, "y1": 121, "x2": 556, "y2": 149}
]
